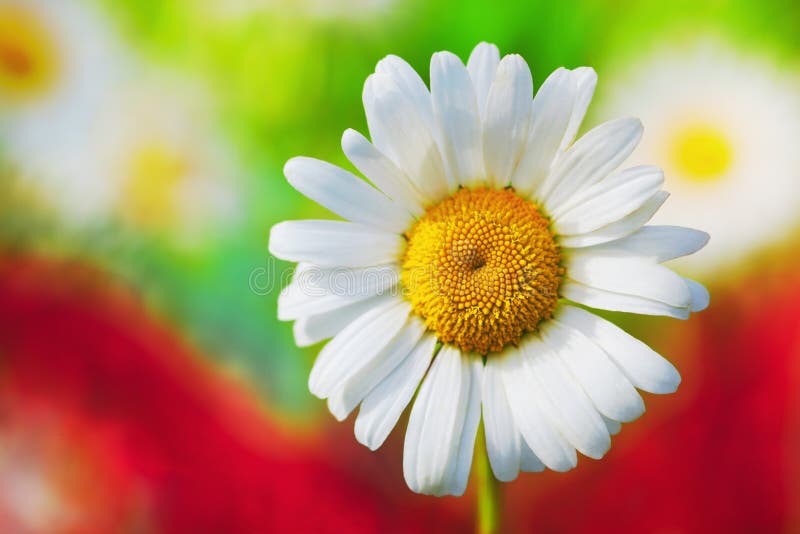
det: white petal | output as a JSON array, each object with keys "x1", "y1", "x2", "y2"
[
  {"x1": 341, "y1": 129, "x2": 426, "y2": 217},
  {"x1": 499, "y1": 344, "x2": 577, "y2": 472},
  {"x1": 293, "y1": 295, "x2": 392, "y2": 347},
  {"x1": 553, "y1": 166, "x2": 664, "y2": 235},
  {"x1": 375, "y1": 55, "x2": 436, "y2": 135},
  {"x1": 269, "y1": 220, "x2": 403, "y2": 267},
  {"x1": 402, "y1": 350, "x2": 438, "y2": 493},
  {"x1": 355, "y1": 334, "x2": 437, "y2": 450},
  {"x1": 308, "y1": 297, "x2": 410, "y2": 398},
  {"x1": 560, "y1": 279, "x2": 691, "y2": 320},
  {"x1": 482, "y1": 54, "x2": 533, "y2": 188},
  {"x1": 519, "y1": 440, "x2": 546, "y2": 472},
  {"x1": 566, "y1": 254, "x2": 692, "y2": 308},
  {"x1": 403, "y1": 347, "x2": 482, "y2": 497},
  {"x1": 559, "y1": 67, "x2": 597, "y2": 152},
  {"x1": 431, "y1": 51, "x2": 484, "y2": 189},
  {"x1": 552, "y1": 165, "x2": 659, "y2": 217},
  {"x1": 362, "y1": 75, "x2": 391, "y2": 157},
  {"x1": 523, "y1": 335, "x2": 610, "y2": 459},
  {"x1": 511, "y1": 68, "x2": 576, "y2": 197},
  {"x1": 541, "y1": 118, "x2": 643, "y2": 212},
  {"x1": 603, "y1": 416, "x2": 621, "y2": 436},
  {"x1": 466, "y1": 42, "x2": 500, "y2": 119},
  {"x1": 684, "y1": 277, "x2": 710, "y2": 312},
  {"x1": 558, "y1": 191, "x2": 669, "y2": 248},
  {"x1": 364, "y1": 73, "x2": 449, "y2": 203},
  {"x1": 449, "y1": 355, "x2": 483, "y2": 495},
  {"x1": 577, "y1": 225, "x2": 710, "y2": 263},
  {"x1": 482, "y1": 357, "x2": 521, "y2": 482},
  {"x1": 328, "y1": 316, "x2": 426, "y2": 421},
  {"x1": 544, "y1": 314, "x2": 644, "y2": 423},
  {"x1": 284, "y1": 157, "x2": 412, "y2": 233},
  {"x1": 278, "y1": 263, "x2": 399, "y2": 320},
  {"x1": 555, "y1": 305, "x2": 681, "y2": 394}
]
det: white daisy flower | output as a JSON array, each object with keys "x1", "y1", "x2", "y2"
[
  {"x1": 0, "y1": 0, "x2": 121, "y2": 176},
  {"x1": 87, "y1": 75, "x2": 243, "y2": 245},
  {"x1": 0, "y1": 0, "x2": 241, "y2": 238},
  {"x1": 269, "y1": 42, "x2": 709, "y2": 496},
  {"x1": 597, "y1": 40, "x2": 800, "y2": 274},
  {"x1": 0, "y1": 432, "x2": 73, "y2": 532},
  {"x1": 8, "y1": 70, "x2": 243, "y2": 244}
]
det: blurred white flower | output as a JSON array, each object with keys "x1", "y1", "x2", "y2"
[
  {"x1": 87, "y1": 76, "x2": 244, "y2": 245},
  {"x1": 598, "y1": 40, "x2": 800, "y2": 274},
  {"x1": 4, "y1": 63, "x2": 243, "y2": 246},
  {"x1": 0, "y1": 0, "x2": 121, "y2": 179},
  {"x1": 0, "y1": 0, "x2": 242, "y2": 244},
  {"x1": 0, "y1": 435, "x2": 75, "y2": 533}
]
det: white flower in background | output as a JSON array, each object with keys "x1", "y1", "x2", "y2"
[
  {"x1": 87, "y1": 76, "x2": 243, "y2": 244},
  {"x1": 0, "y1": 408, "x2": 130, "y2": 533},
  {"x1": 0, "y1": 433, "x2": 74, "y2": 533},
  {"x1": 0, "y1": 0, "x2": 241, "y2": 240},
  {"x1": 4, "y1": 67, "x2": 242, "y2": 244},
  {"x1": 269, "y1": 43, "x2": 709, "y2": 496},
  {"x1": 597, "y1": 40, "x2": 800, "y2": 274},
  {"x1": 0, "y1": 0, "x2": 120, "y2": 180}
]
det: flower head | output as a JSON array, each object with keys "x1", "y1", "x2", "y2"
[
  {"x1": 598, "y1": 40, "x2": 800, "y2": 274},
  {"x1": 0, "y1": 0, "x2": 124, "y2": 226},
  {"x1": 0, "y1": 1, "x2": 59, "y2": 103},
  {"x1": 0, "y1": 0, "x2": 120, "y2": 156},
  {"x1": 91, "y1": 76, "x2": 243, "y2": 243},
  {"x1": 4, "y1": 68, "x2": 243, "y2": 241},
  {"x1": 269, "y1": 42, "x2": 709, "y2": 496}
]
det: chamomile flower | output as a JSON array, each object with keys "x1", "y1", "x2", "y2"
[
  {"x1": 90, "y1": 77, "x2": 242, "y2": 245},
  {"x1": 269, "y1": 43, "x2": 709, "y2": 496},
  {"x1": 14, "y1": 72, "x2": 243, "y2": 244},
  {"x1": 597, "y1": 40, "x2": 800, "y2": 274},
  {"x1": 0, "y1": 0, "x2": 120, "y2": 174}
]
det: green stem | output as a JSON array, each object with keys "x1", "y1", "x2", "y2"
[{"x1": 475, "y1": 424, "x2": 501, "y2": 534}]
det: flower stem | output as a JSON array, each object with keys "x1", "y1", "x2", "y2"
[{"x1": 475, "y1": 424, "x2": 500, "y2": 534}]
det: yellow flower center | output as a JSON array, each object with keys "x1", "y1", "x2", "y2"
[
  {"x1": 401, "y1": 187, "x2": 563, "y2": 354},
  {"x1": 0, "y1": 5, "x2": 59, "y2": 102},
  {"x1": 121, "y1": 143, "x2": 191, "y2": 229},
  {"x1": 669, "y1": 123, "x2": 733, "y2": 182}
]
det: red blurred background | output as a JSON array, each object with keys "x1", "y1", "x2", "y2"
[{"x1": 0, "y1": 250, "x2": 798, "y2": 533}]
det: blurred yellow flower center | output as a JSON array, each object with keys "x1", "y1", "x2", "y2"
[
  {"x1": 401, "y1": 187, "x2": 562, "y2": 354},
  {"x1": 0, "y1": 5, "x2": 59, "y2": 102},
  {"x1": 669, "y1": 123, "x2": 733, "y2": 182},
  {"x1": 122, "y1": 143, "x2": 191, "y2": 229}
]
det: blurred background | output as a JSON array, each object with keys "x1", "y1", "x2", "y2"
[{"x1": 1, "y1": 0, "x2": 799, "y2": 532}]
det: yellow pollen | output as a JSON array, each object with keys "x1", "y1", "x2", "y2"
[
  {"x1": 121, "y1": 143, "x2": 191, "y2": 229},
  {"x1": 0, "y1": 5, "x2": 59, "y2": 102},
  {"x1": 669, "y1": 123, "x2": 733, "y2": 182},
  {"x1": 401, "y1": 187, "x2": 563, "y2": 354}
]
